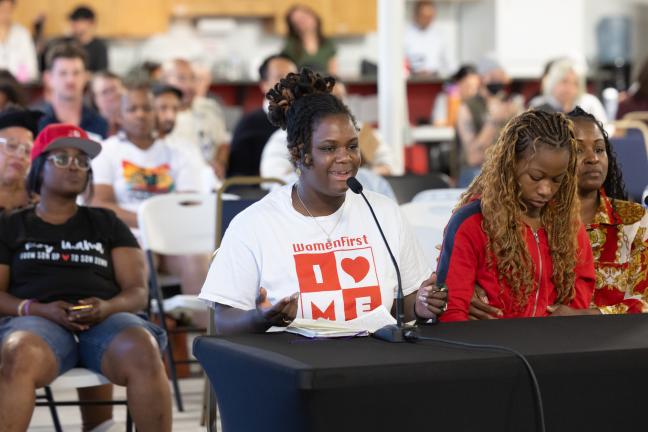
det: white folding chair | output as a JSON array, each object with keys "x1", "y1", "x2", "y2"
[
  {"x1": 411, "y1": 188, "x2": 466, "y2": 204},
  {"x1": 400, "y1": 201, "x2": 456, "y2": 268},
  {"x1": 36, "y1": 368, "x2": 132, "y2": 432},
  {"x1": 137, "y1": 192, "x2": 220, "y2": 412}
]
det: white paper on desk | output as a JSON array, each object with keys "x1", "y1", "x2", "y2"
[{"x1": 266, "y1": 305, "x2": 396, "y2": 335}]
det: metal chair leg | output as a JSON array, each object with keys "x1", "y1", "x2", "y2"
[
  {"x1": 147, "y1": 251, "x2": 184, "y2": 412},
  {"x1": 206, "y1": 381, "x2": 218, "y2": 432},
  {"x1": 201, "y1": 306, "x2": 218, "y2": 431},
  {"x1": 126, "y1": 409, "x2": 133, "y2": 432},
  {"x1": 43, "y1": 386, "x2": 63, "y2": 432}
]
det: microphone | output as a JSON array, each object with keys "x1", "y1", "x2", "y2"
[{"x1": 346, "y1": 177, "x2": 418, "y2": 342}]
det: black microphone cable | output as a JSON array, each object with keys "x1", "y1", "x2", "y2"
[
  {"x1": 347, "y1": 176, "x2": 404, "y2": 326},
  {"x1": 405, "y1": 331, "x2": 546, "y2": 432}
]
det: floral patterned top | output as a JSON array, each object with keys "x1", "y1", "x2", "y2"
[{"x1": 587, "y1": 190, "x2": 648, "y2": 314}]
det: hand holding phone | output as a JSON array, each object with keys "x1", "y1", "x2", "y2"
[
  {"x1": 68, "y1": 298, "x2": 105, "y2": 323},
  {"x1": 68, "y1": 304, "x2": 94, "y2": 313}
]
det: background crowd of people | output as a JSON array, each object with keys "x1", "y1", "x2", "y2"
[{"x1": 0, "y1": 1, "x2": 645, "y2": 431}]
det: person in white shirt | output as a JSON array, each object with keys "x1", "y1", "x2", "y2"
[
  {"x1": 152, "y1": 83, "x2": 219, "y2": 192},
  {"x1": 529, "y1": 58, "x2": 608, "y2": 124},
  {"x1": 91, "y1": 83, "x2": 209, "y2": 312},
  {"x1": 161, "y1": 58, "x2": 229, "y2": 180},
  {"x1": 0, "y1": 0, "x2": 38, "y2": 83},
  {"x1": 404, "y1": 1, "x2": 455, "y2": 77},
  {"x1": 199, "y1": 68, "x2": 447, "y2": 335}
]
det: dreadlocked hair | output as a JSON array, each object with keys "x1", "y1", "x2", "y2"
[
  {"x1": 266, "y1": 67, "x2": 357, "y2": 166},
  {"x1": 457, "y1": 109, "x2": 580, "y2": 308},
  {"x1": 566, "y1": 106, "x2": 628, "y2": 204}
]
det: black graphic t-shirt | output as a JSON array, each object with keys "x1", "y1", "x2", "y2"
[{"x1": 0, "y1": 206, "x2": 139, "y2": 303}]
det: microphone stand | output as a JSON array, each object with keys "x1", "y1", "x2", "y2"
[{"x1": 347, "y1": 177, "x2": 418, "y2": 342}]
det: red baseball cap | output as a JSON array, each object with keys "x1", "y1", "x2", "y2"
[{"x1": 31, "y1": 124, "x2": 101, "y2": 161}]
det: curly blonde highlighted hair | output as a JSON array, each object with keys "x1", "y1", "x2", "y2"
[{"x1": 457, "y1": 109, "x2": 580, "y2": 307}]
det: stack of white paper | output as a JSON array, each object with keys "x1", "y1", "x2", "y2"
[{"x1": 266, "y1": 305, "x2": 396, "y2": 338}]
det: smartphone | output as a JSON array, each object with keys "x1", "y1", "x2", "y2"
[{"x1": 68, "y1": 304, "x2": 93, "y2": 312}]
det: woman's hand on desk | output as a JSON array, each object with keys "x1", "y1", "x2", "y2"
[
  {"x1": 255, "y1": 287, "x2": 299, "y2": 327},
  {"x1": 415, "y1": 274, "x2": 448, "y2": 319},
  {"x1": 547, "y1": 305, "x2": 602, "y2": 316},
  {"x1": 468, "y1": 286, "x2": 502, "y2": 320}
]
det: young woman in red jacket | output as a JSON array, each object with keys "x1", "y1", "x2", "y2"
[{"x1": 437, "y1": 110, "x2": 596, "y2": 322}]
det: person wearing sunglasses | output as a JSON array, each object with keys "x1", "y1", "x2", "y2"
[
  {"x1": 0, "y1": 124, "x2": 172, "y2": 431},
  {"x1": 0, "y1": 107, "x2": 42, "y2": 212}
]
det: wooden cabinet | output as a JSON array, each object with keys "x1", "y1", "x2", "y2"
[
  {"x1": 326, "y1": 0, "x2": 377, "y2": 35},
  {"x1": 169, "y1": 0, "x2": 275, "y2": 17},
  {"x1": 13, "y1": 0, "x2": 377, "y2": 38},
  {"x1": 273, "y1": 0, "x2": 376, "y2": 36},
  {"x1": 14, "y1": 0, "x2": 170, "y2": 38}
]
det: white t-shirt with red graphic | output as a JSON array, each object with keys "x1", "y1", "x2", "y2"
[
  {"x1": 92, "y1": 133, "x2": 204, "y2": 213},
  {"x1": 199, "y1": 183, "x2": 431, "y2": 322}
]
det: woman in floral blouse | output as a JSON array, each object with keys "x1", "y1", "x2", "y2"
[{"x1": 567, "y1": 107, "x2": 648, "y2": 314}]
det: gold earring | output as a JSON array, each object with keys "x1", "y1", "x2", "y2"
[{"x1": 296, "y1": 166, "x2": 302, "y2": 176}]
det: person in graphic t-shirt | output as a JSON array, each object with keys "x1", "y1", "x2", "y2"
[
  {"x1": 91, "y1": 82, "x2": 210, "y2": 324},
  {"x1": 0, "y1": 124, "x2": 171, "y2": 431},
  {"x1": 199, "y1": 68, "x2": 448, "y2": 335}
]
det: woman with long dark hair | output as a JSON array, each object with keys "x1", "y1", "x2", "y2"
[
  {"x1": 567, "y1": 107, "x2": 648, "y2": 313},
  {"x1": 281, "y1": 4, "x2": 337, "y2": 74}
]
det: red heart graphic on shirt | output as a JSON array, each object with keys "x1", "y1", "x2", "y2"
[
  {"x1": 341, "y1": 257, "x2": 370, "y2": 283},
  {"x1": 62, "y1": 254, "x2": 70, "y2": 261}
]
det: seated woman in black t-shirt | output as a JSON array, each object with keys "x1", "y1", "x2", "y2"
[{"x1": 0, "y1": 124, "x2": 171, "y2": 432}]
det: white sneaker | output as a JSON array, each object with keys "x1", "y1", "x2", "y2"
[{"x1": 88, "y1": 419, "x2": 122, "y2": 432}]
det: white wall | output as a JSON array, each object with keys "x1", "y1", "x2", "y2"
[
  {"x1": 458, "y1": 0, "x2": 495, "y2": 68},
  {"x1": 494, "y1": 0, "x2": 585, "y2": 77}
]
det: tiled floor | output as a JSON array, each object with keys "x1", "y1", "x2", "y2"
[{"x1": 28, "y1": 377, "x2": 218, "y2": 431}]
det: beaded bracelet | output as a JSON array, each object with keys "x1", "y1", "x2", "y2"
[
  {"x1": 17, "y1": 299, "x2": 29, "y2": 316},
  {"x1": 23, "y1": 299, "x2": 35, "y2": 316}
]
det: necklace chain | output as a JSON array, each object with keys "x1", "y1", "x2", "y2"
[{"x1": 295, "y1": 184, "x2": 345, "y2": 243}]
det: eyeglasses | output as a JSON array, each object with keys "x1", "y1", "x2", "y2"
[
  {"x1": 46, "y1": 153, "x2": 92, "y2": 171},
  {"x1": 0, "y1": 137, "x2": 32, "y2": 159}
]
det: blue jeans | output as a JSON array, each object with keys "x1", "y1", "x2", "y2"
[{"x1": 0, "y1": 312, "x2": 167, "y2": 375}]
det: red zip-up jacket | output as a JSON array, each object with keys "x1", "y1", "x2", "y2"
[{"x1": 437, "y1": 200, "x2": 596, "y2": 322}]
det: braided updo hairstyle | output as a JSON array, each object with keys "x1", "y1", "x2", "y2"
[{"x1": 266, "y1": 68, "x2": 357, "y2": 166}]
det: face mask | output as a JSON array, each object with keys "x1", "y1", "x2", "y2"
[{"x1": 486, "y1": 82, "x2": 506, "y2": 96}]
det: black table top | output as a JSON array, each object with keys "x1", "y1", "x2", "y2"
[
  {"x1": 195, "y1": 314, "x2": 648, "y2": 388},
  {"x1": 195, "y1": 314, "x2": 648, "y2": 432}
]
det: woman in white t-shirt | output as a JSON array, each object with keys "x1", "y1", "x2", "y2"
[{"x1": 200, "y1": 69, "x2": 447, "y2": 334}]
